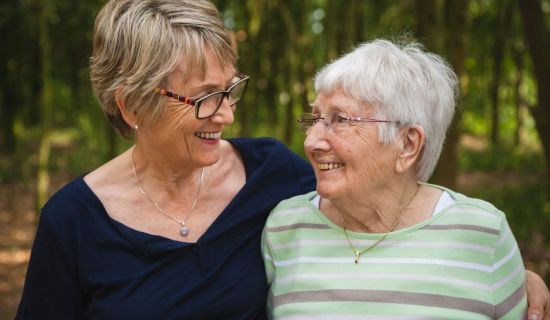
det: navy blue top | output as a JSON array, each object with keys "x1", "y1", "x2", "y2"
[{"x1": 17, "y1": 138, "x2": 315, "y2": 320}]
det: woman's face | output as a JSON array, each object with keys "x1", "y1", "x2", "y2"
[
  {"x1": 138, "y1": 47, "x2": 237, "y2": 169},
  {"x1": 304, "y1": 89, "x2": 401, "y2": 201}
]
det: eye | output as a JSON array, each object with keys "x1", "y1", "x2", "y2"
[
  {"x1": 334, "y1": 113, "x2": 349, "y2": 124},
  {"x1": 312, "y1": 114, "x2": 323, "y2": 123}
]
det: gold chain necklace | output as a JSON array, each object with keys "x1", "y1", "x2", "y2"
[
  {"x1": 341, "y1": 185, "x2": 420, "y2": 264},
  {"x1": 131, "y1": 149, "x2": 204, "y2": 237},
  {"x1": 342, "y1": 212, "x2": 402, "y2": 264}
]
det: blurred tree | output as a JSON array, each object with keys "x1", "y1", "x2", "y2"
[
  {"x1": 489, "y1": 0, "x2": 514, "y2": 145},
  {"x1": 0, "y1": 1, "x2": 20, "y2": 155},
  {"x1": 36, "y1": 0, "x2": 55, "y2": 211},
  {"x1": 420, "y1": 0, "x2": 469, "y2": 189},
  {"x1": 519, "y1": 0, "x2": 550, "y2": 190}
]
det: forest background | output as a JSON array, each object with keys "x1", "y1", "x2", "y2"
[{"x1": 1, "y1": 0, "x2": 550, "y2": 318}]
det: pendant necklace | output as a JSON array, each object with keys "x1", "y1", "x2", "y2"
[
  {"x1": 341, "y1": 185, "x2": 420, "y2": 264},
  {"x1": 131, "y1": 149, "x2": 204, "y2": 237},
  {"x1": 342, "y1": 211, "x2": 402, "y2": 264}
]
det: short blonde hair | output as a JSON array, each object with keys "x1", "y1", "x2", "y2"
[{"x1": 90, "y1": 0, "x2": 236, "y2": 139}]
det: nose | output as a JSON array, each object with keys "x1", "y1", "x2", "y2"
[
  {"x1": 304, "y1": 121, "x2": 331, "y2": 153},
  {"x1": 210, "y1": 96, "x2": 234, "y2": 124}
]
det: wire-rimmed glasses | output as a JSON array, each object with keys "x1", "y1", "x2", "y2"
[
  {"x1": 155, "y1": 72, "x2": 249, "y2": 119},
  {"x1": 297, "y1": 111, "x2": 398, "y2": 134}
]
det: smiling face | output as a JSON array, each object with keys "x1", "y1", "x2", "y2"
[
  {"x1": 304, "y1": 89, "x2": 402, "y2": 201},
  {"x1": 136, "y1": 46, "x2": 237, "y2": 170}
]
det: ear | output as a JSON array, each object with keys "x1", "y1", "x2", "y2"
[
  {"x1": 115, "y1": 86, "x2": 138, "y2": 128},
  {"x1": 395, "y1": 125, "x2": 425, "y2": 174}
]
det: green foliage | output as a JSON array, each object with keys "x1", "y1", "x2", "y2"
[
  {"x1": 0, "y1": 0, "x2": 548, "y2": 239},
  {"x1": 459, "y1": 144, "x2": 544, "y2": 173},
  {"x1": 458, "y1": 142, "x2": 549, "y2": 242}
]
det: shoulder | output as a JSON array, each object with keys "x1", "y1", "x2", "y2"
[
  {"x1": 434, "y1": 185, "x2": 508, "y2": 235},
  {"x1": 446, "y1": 187, "x2": 503, "y2": 216},
  {"x1": 40, "y1": 176, "x2": 99, "y2": 228},
  {"x1": 266, "y1": 191, "x2": 318, "y2": 227},
  {"x1": 228, "y1": 137, "x2": 315, "y2": 192},
  {"x1": 227, "y1": 137, "x2": 290, "y2": 158},
  {"x1": 43, "y1": 176, "x2": 92, "y2": 212}
]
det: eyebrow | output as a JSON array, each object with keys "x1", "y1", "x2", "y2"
[{"x1": 309, "y1": 103, "x2": 347, "y2": 113}]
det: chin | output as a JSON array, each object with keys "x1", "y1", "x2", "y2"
[
  {"x1": 201, "y1": 155, "x2": 221, "y2": 167},
  {"x1": 316, "y1": 182, "x2": 342, "y2": 201}
]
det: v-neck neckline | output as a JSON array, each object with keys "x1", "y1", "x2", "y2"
[{"x1": 76, "y1": 138, "x2": 251, "y2": 255}]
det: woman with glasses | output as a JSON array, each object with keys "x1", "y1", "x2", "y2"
[
  {"x1": 17, "y1": 0, "x2": 315, "y2": 318},
  {"x1": 263, "y1": 39, "x2": 544, "y2": 319}
]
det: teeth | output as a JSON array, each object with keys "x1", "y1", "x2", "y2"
[
  {"x1": 318, "y1": 163, "x2": 344, "y2": 170},
  {"x1": 195, "y1": 132, "x2": 221, "y2": 140}
]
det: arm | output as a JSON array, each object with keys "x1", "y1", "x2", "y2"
[
  {"x1": 526, "y1": 269, "x2": 550, "y2": 320},
  {"x1": 17, "y1": 208, "x2": 83, "y2": 319}
]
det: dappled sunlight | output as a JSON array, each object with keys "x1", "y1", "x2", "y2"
[{"x1": 0, "y1": 249, "x2": 30, "y2": 265}]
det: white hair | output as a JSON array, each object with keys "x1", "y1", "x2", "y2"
[{"x1": 314, "y1": 39, "x2": 459, "y2": 182}]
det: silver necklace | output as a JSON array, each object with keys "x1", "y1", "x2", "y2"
[{"x1": 131, "y1": 149, "x2": 204, "y2": 237}]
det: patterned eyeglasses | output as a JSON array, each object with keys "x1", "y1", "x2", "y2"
[
  {"x1": 298, "y1": 111, "x2": 398, "y2": 134},
  {"x1": 155, "y1": 72, "x2": 249, "y2": 119}
]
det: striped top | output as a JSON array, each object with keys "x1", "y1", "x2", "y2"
[{"x1": 262, "y1": 187, "x2": 526, "y2": 319}]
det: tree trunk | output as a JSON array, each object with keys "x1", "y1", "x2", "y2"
[
  {"x1": 416, "y1": 0, "x2": 442, "y2": 52},
  {"x1": 36, "y1": 0, "x2": 54, "y2": 212},
  {"x1": 430, "y1": 0, "x2": 469, "y2": 189},
  {"x1": 519, "y1": 0, "x2": 550, "y2": 191},
  {"x1": 489, "y1": 0, "x2": 514, "y2": 145},
  {"x1": 276, "y1": 1, "x2": 311, "y2": 146},
  {"x1": 0, "y1": 0, "x2": 21, "y2": 155},
  {"x1": 342, "y1": 0, "x2": 358, "y2": 50},
  {"x1": 0, "y1": 89, "x2": 17, "y2": 155},
  {"x1": 325, "y1": 1, "x2": 338, "y2": 61},
  {"x1": 512, "y1": 46, "x2": 525, "y2": 146}
]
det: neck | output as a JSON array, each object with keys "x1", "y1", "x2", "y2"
[
  {"x1": 324, "y1": 178, "x2": 420, "y2": 233},
  {"x1": 131, "y1": 145, "x2": 205, "y2": 202}
]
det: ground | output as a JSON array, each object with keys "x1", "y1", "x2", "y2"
[{"x1": 0, "y1": 181, "x2": 35, "y2": 320}]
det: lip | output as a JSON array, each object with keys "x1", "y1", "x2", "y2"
[{"x1": 202, "y1": 138, "x2": 219, "y2": 145}]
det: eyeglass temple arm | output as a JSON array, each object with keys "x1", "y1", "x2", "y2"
[{"x1": 154, "y1": 88, "x2": 196, "y2": 106}]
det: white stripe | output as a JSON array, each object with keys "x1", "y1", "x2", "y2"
[
  {"x1": 493, "y1": 244, "x2": 518, "y2": 270},
  {"x1": 272, "y1": 239, "x2": 494, "y2": 254},
  {"x1": 276, "y1": 273, "x2": 494, "y2": 291},
  {"x1": 493, "y1": 265, "x2": 523, "y2": 289},
  {"x1": 271, "y1": 207, "x2": 312, "y2": 217},
  {"x1": 274, "y1": 256, "x2": 494, "y2": 272},
  {"x1": 449, "y1": 208, "x2": 499, "y2": 218},
  {"x1": 496, "y1": 226, "x2": 510, "y2": 246}
]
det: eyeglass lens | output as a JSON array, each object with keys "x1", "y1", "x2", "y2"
[
  {"x1": 299, "y1": 112, "x2": 353, "y2": 133},
  {"x1": 197, "y1": 78, "x2": 247, "y2": 119}
]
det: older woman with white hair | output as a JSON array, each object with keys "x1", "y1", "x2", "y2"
[{"x1": 263, "y1": 39, "x2": 532, "y2": 319}]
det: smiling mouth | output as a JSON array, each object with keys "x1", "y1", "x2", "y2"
[
  {"x1": 194, "y1": 132, "x2": 221, "y2": 140},
  {"x1": 318, "y1": 163, "x2": 345, "y2": 171}
]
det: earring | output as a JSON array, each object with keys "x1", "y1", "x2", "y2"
[{"x1": 134, "y1": 124, "x2": 139, "y2": 130}]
